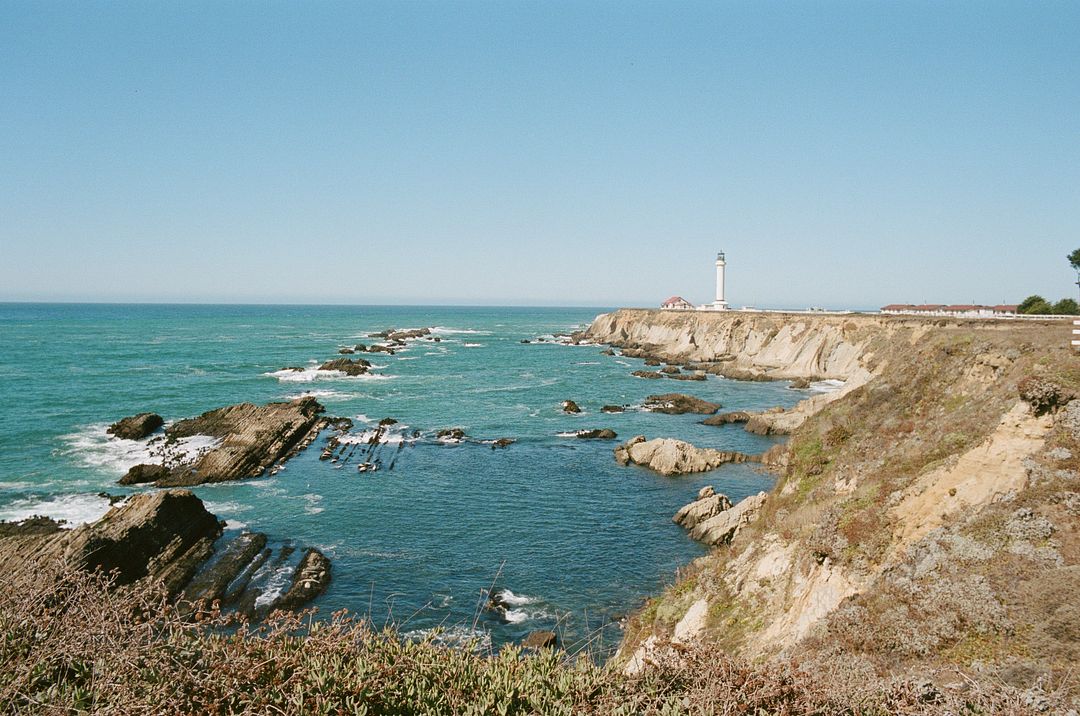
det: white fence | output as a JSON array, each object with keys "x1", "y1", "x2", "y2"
[{"x1": 1073, "y1": 320, "x2": 1080, "y2": 348}]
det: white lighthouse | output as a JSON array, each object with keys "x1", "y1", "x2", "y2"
[{"x1": 711, "y1": 251, "x2": 729, "y2": 310}]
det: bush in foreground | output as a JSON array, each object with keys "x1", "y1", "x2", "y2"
[{"x1": 0, "y1": 562, "x2": 1060, "y2": 714}]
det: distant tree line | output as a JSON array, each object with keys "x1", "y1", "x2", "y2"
[{"x1": 1016, "y1": 249, "x2": 1080, "y2": 315}]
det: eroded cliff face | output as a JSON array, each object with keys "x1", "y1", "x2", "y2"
[
  {"x1": 599, "y1": 309, "x2": 1079, "y2": 700},
  {"x1": 586, "y1": 308, "x2": 884, "y2": 382}
]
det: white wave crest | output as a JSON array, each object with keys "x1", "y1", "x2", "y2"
[
  {"x1": 809, "y1": 379, "x2": 846, "y2": 393},
  {"x1": 430, "y1": 327, "x2": 491, "y2": 335},
  {"x1": 0, "y1": 493, "x2": 114, "y2": 528},
  {"x1": 59, "y1": 425, "x2": 221, "y2": 475}
]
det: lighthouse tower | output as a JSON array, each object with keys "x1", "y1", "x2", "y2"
[{"x1": 712, "y1": 251, "x2": 729, "y2": 310}]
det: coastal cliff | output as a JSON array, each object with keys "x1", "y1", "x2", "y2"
[{"x1": 593, "y1": 309, "x2": 1080, "y2": 702}]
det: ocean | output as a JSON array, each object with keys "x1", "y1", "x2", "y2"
[{"x1": 0, "y1": 303, "x2": 807, "y2": 653}]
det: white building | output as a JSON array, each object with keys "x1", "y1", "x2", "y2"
[
  {"x1": 701, "y1": 251, "x2": 729, "y2": 310},
  {"x1": 660, "y1": 295, "x2": 693, "y2": 310}
]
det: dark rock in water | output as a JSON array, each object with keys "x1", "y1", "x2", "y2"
[
  {"x1": 182, "y1": 531, "x2": 269, "y2": 606},
  {"x1": 107, "y1": 412, "x2": 164, "y2": 440},
  {"x1": 379, "y1": 417, "x2": 398, "y2": 426},
  {"x1": 601, "y1": 348, "x2": 616, "y2": 356},
  {"x1": 118, "y1": 463, "x2": 170, "y2": 485},
  {"x1": 666, "y1": 372, "x2": 706, "y2": 381},
  {"x1": 281, "y1": 366, "x2": 306, "y2": 372},
  {"x1": 644, "y1": 358, "x2": 661, "y2": 367},
  {"x1": 521, "y1": 630, "x2": 558, "y2": 649},
  {"x1": 660, "y1": 365, "x2": 681, "y2": 374},
  {"x1": 562, "y1": 400, "x2": 581, "y2": 414},
  {"x1": 353, "y1": 343, "x2": 368, "y2": 352},
  {"x1": 432, "y1": 336, "x2": 442, "y2": 342},
  {"x1": 275, "y1": 548, "x2": 331, "y2": 611},
  {"x1": 96, "y1": 491, "x2": 127, "y2": 505},
  {"x1": 601, "y1": 405, "x2": 625, "y2": 413},
  {"x1": 702, "y1": 411, "x2": 751, "y2": 426},
  {"x1": 437, "y1": 428, "x2": 467, "y2": 442},
  {"x1": 537, "y1": 337, "x2": 546, "y2": 342},
  {"x1": 631, "y1": 370, "x2": 664, "y2": 380},
  {"x1": 485, "y1": 588, "x2": 517, "y2": 621},
  {"x1": 644, "y1": 394, "x2": 720, "y2": 415},
  {"x1": 520, "y1": 339, "x2": 531, "y2": 344},
  {"x1": 491, "y1": 438, "x2": 515, "y2": 449},
  {"x1": 576, "y1": 429, "x2": 617, "y2": 440},
  {"x1": 338, "y1": 347, "x2": 356, "y2": 354},
  {"x1": 789, "y1": 378, "x2": 811, "y2": 390},
  {"x1": 318, "y1": 357, "x2": 372, "y2": 376},
  {"x1": 368, "y1": 344, "x2": 395, "y2": 354},
  {"x1": 156, "y1": 397, "x2": 329, "y2": 487}
]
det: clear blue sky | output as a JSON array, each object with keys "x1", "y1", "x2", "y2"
[{"x1": 2, "y1": 1, "x2": 1078, "y2": 308}]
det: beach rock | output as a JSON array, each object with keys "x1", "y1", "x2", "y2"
[
  {"x1": 643, "y1": 394, "x2": 720, "y2": 415},
  {"x1": 521, "y1": 630, "x2": 558, "y2": 649},
  {"x1": 702, "y1": 411, "x2": 751, "y2": 426},
  {"x1": 275, "y1": 548, "x2": 332, "y2": 611},
  {"x1": 601, "y1": 405, "x2": 626, "y2": 413},
  {"x1": 491, "y1": 438, "x2": 515, "y2": 449},
  {"x1": 666, "y1": 372, "x2": 706, "y2": 381},
  {"x1": 632, "y1": 370, "x2": 664, "y2": 380},
  {"x1": 686, "y1": 492, "x2": 768, "y2": 545},
  {"x1": 318, "y1": 357, "x2": 372, "y2": 376},
  {"x1": 107, "y1": 412, "x2": 164, "y2": 440},
  {"x1": 154, "y1": 397, "x2": 329, "y2": 487},
  {"x1": 575, "y1": 429, "x2": 618, "y2": 440},
  {"x1": 118, "y1": 463, "x2": 170, "y2": 485},
  {"x1": 660, "y1": 365, "x2": 681, "y2": 374},
  {"x1": 613, "y1": 435, "x2": 647, "y2": 466},
  {"x1": 789, "y1": 377, "x2": 811, "y2": 389},
  {"x1": 644, "y1": 358, "x2": 661, "y2": 366},
  {"x1": 0, "y1": 490, "x2": 222, "y2": 597},
  {"x1": 562, "y1": 400, "x2": 582, "y2": 414},
  {"x1": 618, "y1": 437, "x2": 758, "y2": 476},
  {"x1": 673, "y1": 491, "x2": 733, "y2": 529}
]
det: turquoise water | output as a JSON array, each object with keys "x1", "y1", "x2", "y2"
[{"x1": 0, "y1": 303, "x2": 803, "y2": 652}]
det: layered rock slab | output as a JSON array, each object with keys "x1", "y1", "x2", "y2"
[{"x1": 614, "y1": 436, "x2": 758, "y2": 476}]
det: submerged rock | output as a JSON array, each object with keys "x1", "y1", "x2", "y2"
[
  {"x1": 631, "y1": 370, "x2": 664, "y2": 380},
  {"x1": 491, "y1": 438, "x2": 515, "y2": 449},
  {"x1": 660, "y1": 365, "x2": 681, "y2": 374},
  {"x1": 614, "y1": 437, "x2": 757, "y2": 476},
  {"x1": 107, "y1": 412, "x2": 164, "y2": 440},
  {"x1": 601, "y1": 405, "x2": 626, "y2": 413},
  {"x1": 666, "y1": 372, "x2": 706, "y2": 381},
  {"x1": 275, "y1": 548, "x2": 331, "y2": 611},
  {"x1": 643, "y1": 394, "x2": 720, "y2": 415},
  {"x1": 437, "y1": 428, "x2": 468, "y2": 442},
  {"x1": 182, "y1": 531, "x2": 269, "y2": 606}
]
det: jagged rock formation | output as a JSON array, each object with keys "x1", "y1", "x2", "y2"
[
  {"x1": 318, "y1": 357, "x2": 372, "y2": 376},
  {"x1": 123, "y1": 397, "x2": 332, "y2": 487},
  {"x1": 643, "y1": 393, "x2": 720, "y2": 415},
  {"x1": 107, "y1": 412, "x2": 164, "y2": 440},
  {"x1": 675, "y1": 491, "x2": 768, "y2": 545},
  {"x1": 614, "y1": 436, "x2": 758, "y2": 476},
  {"x1": 0, "y1": 491, "x2": 332, "y2": 618}
]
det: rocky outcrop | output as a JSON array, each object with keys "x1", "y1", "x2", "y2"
[
  {"x1": 702, "y1": 411, "x2": 751, "y2": 426},
  {"x1": 144, "y1": 397, "x2": 330, "y2": 487},
  {"x1": 318, "y1": 357, "x2": 372, "y2": 376},
  {"x1": 107, "y1": 412, "x2": 164, "y2": 440},
  {"x1": 0, "y1": 490, "x2": 221, "y2": 595},
  {"x1": 275, "y1": 548, "x2": 332, "y2": 611},
  {"x1": 666, "y1": 372, "x2": 706, "y2": 381},
  {"x1": 437, "y1": 428, "x2": 467, "y2": 442},
  {"x1": 562, "y1": 400, "x2": 581, "y2": 414},
  {"x1": 601, "y1": 405, "x2": 626, "y2": 413},
  {"x1": 182, "y1": 531, "x2": 268, "y2": 605},
  {"x1": 672, "y1": 486, "x2": 733, "y2": 528},
  {"x1": 682, "y1": 491, "x2": 768, "y2": 545},
  {"x1": 614, "y1": 436, "x2": 758, "y2": 476},
  {"x1": 631, "y1": 370, "x2": 664, "y2": 380},
  {"x1": 643, "y1": 394, "x2": 720, "y2": 415},
  {"x1": 574, "y1": 429, "x2": 618, "y2": 440},
  {"x1": 118, "y1": 463, "x2": 170, "y2": 485}
]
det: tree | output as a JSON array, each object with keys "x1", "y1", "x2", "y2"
[
  {"x1": 1053, "y1": 298, "x2": 1079, "y2": 315},
  {"x1": 1069, "y1": 248, "x2": 1080, "y2": 272},
  {"x1": 1018, "y1": 295, "x2": 1052, "y2": 314}
]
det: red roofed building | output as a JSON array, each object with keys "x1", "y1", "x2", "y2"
[{"x1": 660, "y1": 296, "x2": 693, "y2": 310}]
